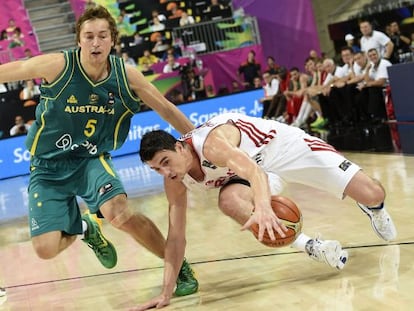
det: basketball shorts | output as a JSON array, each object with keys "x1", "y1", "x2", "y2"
[
  {"x1": 260, "y1": 131, "x2": 361, "y2": 199},
  {"x1": 28, "y1": 153, "x2": 125, "y2": 237}
]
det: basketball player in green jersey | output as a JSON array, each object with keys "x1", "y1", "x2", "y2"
[{"x1": 0, "y1": 6, "x2": 197, "y2": 296}]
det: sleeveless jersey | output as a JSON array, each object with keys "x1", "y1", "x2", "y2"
[
  {"x1": 26, "y1": 49, "x2": 141, "y2": 159},
  {"x1": 179, "y1": 113, "x2": 279, "y2": 190}
]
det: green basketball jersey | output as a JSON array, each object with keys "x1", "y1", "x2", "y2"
[{"x1": 26, "y1": 49, "x2": 141, "y2": 159}]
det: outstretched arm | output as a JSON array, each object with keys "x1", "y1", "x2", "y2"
[
  {"x1": 202, "y1": 124, "x2": 287, "y2": 241},
  {"x1": 126, "y1": 65, "x2": 194, "y2": 134},
  {"x1": 130, "y1": 180, "x2": 188, "y2": 311}
]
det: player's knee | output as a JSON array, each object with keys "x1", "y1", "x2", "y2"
[
  {"x1": 109, "y1": 207, "x2": 134, "y2": 229},
  {"x1": 31, "y1": 239, "x2": 59, "y2": 260},
  {"x1": 218, "y1": 196, "x2": 236, "y2": 218}
]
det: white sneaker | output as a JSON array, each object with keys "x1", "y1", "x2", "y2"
[
  {"x1": 0, "y1": 287, "x2": 5, "y2": 297},
  {"x1": 307, "y1": 238, "x2": 348, "y2": 270},
  {"x1": 357, "y1": 203, "x2": 397, "y2": 241}
]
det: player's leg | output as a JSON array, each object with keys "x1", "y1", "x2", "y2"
[
  {"x1": 29, "y1": 158, "x2": 82, "y2": 259},
  {"x1": 218, "y1": 178, "x2": 348, "y2": 269},
  {"x1": 272, "y1": 133, "x2": 397, "y2": 242},
  {"x1": 344, "y1": 171, "x2": 396, "y2": 241},
  {"x1": 84, "y1": 155, "x2": 198, "y2": 295}
]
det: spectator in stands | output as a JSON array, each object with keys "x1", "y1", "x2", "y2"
[
  {"x1": 162, "y1": 46, "x2": 181, "y2": 61},
  {"x1": 139, "y1": 49, "x2": 159, "y2": 66},
  {"x1": 10, "y1": 115, "x2": 30, "y2": 136},
  {"x1": 169, "y1": 88, "x2": 185, "y2": 105},
  {"x1": 206, "y1": 0, "x2": 225, "y2": 12},
  {"x1": 355, "y1": 48, "x2": 392, "y2": 123},
  {"x1": 231, "y1": 80, "x2": 241, "y2": 93},
  {"x1": 116, "y1": 15, "x2": 130, "y2": 37},
  {"x1": 141, "y1": 62, "x2": 155, "y2": 76},
  {"x1": 150, "y1": 9, "x2": 166, "y2": 27},
  {"x1": 167, "y1": 2, "x2": 183, "y2": 20},
  {"x1": 8, "y1": 27, "x2": 25, "y2": 49},
  {"x1": 205, "y1": 85, "x2": 215, "y2": 97},
  {"x1": 238, "y1": 50, "x2": 261, "y2": 89},
  {"x1": 345, "y1": 33, "x2": 361, "y2": 53},
  {"x1": 5, "y1": 19, "x2": 17, "y2": 39},
  {"x1": 179, "y1": 11, "x2": 195, "y2": 27},
  {"x1": 130, "y1": 31, "x2": 143, "y2": 47},
  {"x1": 163, "y1": 54, "x2": 181, "y2": 73},
  {"x1": 388, "y1": 20, "x2": 411, "y2": 63},
  {"x1": 150, "y1": 16, "x2": 166, "y2": 32},
  {"x1": 121, "y1": 51, "x2": 137, "y2": 66},
  {"x1": 183, "y1": 68, "x2": 205, "y2": 100},
  {"x1": 359, "y1": 19, "x2": 394, "y2": 61},
  {"x1": 23, "y1": 48, "x2": 34, "y2": 59},
  {"x1": 22, "y1": 79, "x2": 40, "y2": 100},
  {"x1": 265, "y1": 56, "x2": 279, "y2": 76},
  {"x1": 253, "y1": 76, "x2": 262, "y2": 89},
  {"x1": 151, "y1": 33, "x2": 169, "y2": 54},
  {"x1": 260, "y1": 71, "x2": 280, "y2": 119}
]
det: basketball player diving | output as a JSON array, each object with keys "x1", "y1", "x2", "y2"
[{"x1": 134, "y1": 112, "x2": 396, "y2": 310}]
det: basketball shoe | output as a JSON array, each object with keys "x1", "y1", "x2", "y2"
[
  {"x1": 306, "y1": 238, "x2": 348, "y2": 270},
  {"x1": 175, "y1": 259, "x2": 199, "y2": 296},
  {"x1": 357, "y1": 203, "x2": 397, "y2": 241},
  {"x1": 0, "y1": 287, "x2": 5, "y2": 297},
  {"x1": 82, "y1": 213, "x2": 118, "y2": 269}
]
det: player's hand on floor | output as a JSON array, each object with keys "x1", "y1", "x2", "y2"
[
  {"x1": 129, "y1": 295, "x2": 170, "y2": 311},
  {"x1": 241, "y1": 204, "x2": 288, "y2": 241}
]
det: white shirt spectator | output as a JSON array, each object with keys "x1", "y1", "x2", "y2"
[
  {"x1": 368, "y1": 58, "x2": 392, "y2": 82},
  {"x1": 263, "y1": 78, "x2": 279, "y2": 97},
  {"x1": 360, "y1": 30, "x2": 391, "y2": 58}
]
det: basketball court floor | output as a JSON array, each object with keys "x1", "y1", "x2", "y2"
[{"x1": 0, "y1": 151, "x2": 413, "y2": 310}]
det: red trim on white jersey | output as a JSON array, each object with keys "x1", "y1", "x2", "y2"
[
  {"x1": 304, "y1": 137, "x2": 338, "y2": 153},
  {"x1": 235, "y1": 119, "x2": 276, "y2": 147}
]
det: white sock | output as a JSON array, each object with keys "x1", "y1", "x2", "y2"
[
  {"x1": 290, "y1": 232, "x2": 312, "y2": 253},
  {"x1": 82, "y1": 220, "x2": 88, "y2": 238}
]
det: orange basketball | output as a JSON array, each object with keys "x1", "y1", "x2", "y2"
[{"x1": 250, "y1": 196, "x2": 303, "y2": 248}]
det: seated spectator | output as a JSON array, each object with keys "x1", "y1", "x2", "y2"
[
  {"x1": 141, "y1": 63, "x2": 155, "y2": 76},
  {"x1": 121, "y1": 51, "x2": 137, "y2": 66},
  {"x1": 22, "y1": 79, "x2": 40, "y2": 100},
  {"x1": 150, "y1": 17, "x2": 166, "y2": 32},
  {"x1": 169, "y1": 88, "x2": 185, "y2": 105},
  {"x1": 253, "y1": 76, "x2": 262, "y2": 89},
  {"x1": 265, "y1": 56, "x2": 280, "y2": 76},
  {"x1": 260, "y1": 71, "x2": 280, "y2": 119},
  {"x1": 151, "y1": 33, "x2": 169, "y2": 54},
  {"x1": 355, "y1": 48, "x2": 392, "y2": 123},
  {"x1": 179, "y1": 11, "x2": 195, "y2": 27},
  {"x1": 238, "y1": 50, "x2": 261, "y2": 89},
  {"x1": 167, "y1": 2, "x2": 183, "y2": 19},
  {"x1": 205, "y1": 85, "x2": 215, "y2": 97},
  {"x1": 129, "y1": 32, "x2": 143, "y2": 47},
  {"x1": 345, "y1": 33, "x2": 361, "y2": 53},
  {"x1": 163, "y1": 54, "x2": 181, "y2": 73},
  {"x1": 139, "y1": 49, "x2": 159, "y2": 66},
  {"x1": 206, "y1": 0, "x2": 225, "y2": 12},
  {"x1": 10, "y1": 115, "x2": 30, "y2": 136},
  {"x1": 151, "y1": 9, "x2": 167, "y2": 24},
  {"x1": 162, "y1": 46, "x2": 181, "y2": 61},
  {"x1": 231, "y1": 80, "x2": 241, "y2": 93},
  {"x1": 23, "y1": 48, "x2": 34, "y2": 59},
  {"x1": 5, "y1": 19, "x2": 17, "y2": 39},
  {"x1": 8, "y1": 27, "x2": 25, "y2": 49},
  {"x1": 116, "y1": 15, "x2": 130, "y2": 38},
  {"x1": 182, "y1": 68, "x2": 206, "y2": 100}
]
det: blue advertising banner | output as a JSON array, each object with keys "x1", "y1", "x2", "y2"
[{"x1": 0, "y1": 89, "x2": 263, "y2": 180}]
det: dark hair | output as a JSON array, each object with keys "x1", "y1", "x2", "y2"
[
  {"x1": 139, "y1": 130, "x2": 177, "y2": 162},
  {"x1": 340, "y1": 46, "x2": 354, "y2": 54},
  {"x1": 76, "y1": 5, "x2": 118, "y2": 44}
]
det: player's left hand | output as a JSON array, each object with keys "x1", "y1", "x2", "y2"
[{"x1": 129, "y1": 295, "x2": 170, "y2": 311}]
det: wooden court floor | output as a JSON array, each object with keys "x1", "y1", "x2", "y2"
[{"x1": 0, "y1": 152, "x2": 413, "y2": 310}]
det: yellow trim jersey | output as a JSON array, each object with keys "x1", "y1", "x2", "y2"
[{"x1": 26, "y1": 49, "x2": 141, "y2": 159}]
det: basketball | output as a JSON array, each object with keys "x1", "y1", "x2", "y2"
[{"x1": 250, "y1": 196, "x2": 303, "y2": 248}]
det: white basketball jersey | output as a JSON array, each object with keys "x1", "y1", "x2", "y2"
[{"x1": 179, "y1": 113, "x2": 284, "y2": 190}]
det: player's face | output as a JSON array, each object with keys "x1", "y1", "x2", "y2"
[
  {"x1": 78, "y1": 18, "x2": 114, "y2": 64},
  {"x1": 146, "y1": 145, "x2": 189, "y2": 181}
]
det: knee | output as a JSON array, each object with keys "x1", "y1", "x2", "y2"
[
  {"x1": 108, "y1": 206, "x2": 134, "y2": 229},
  {"x1": 32, "y1": 239, "x2": 59, "y2": 260}
]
